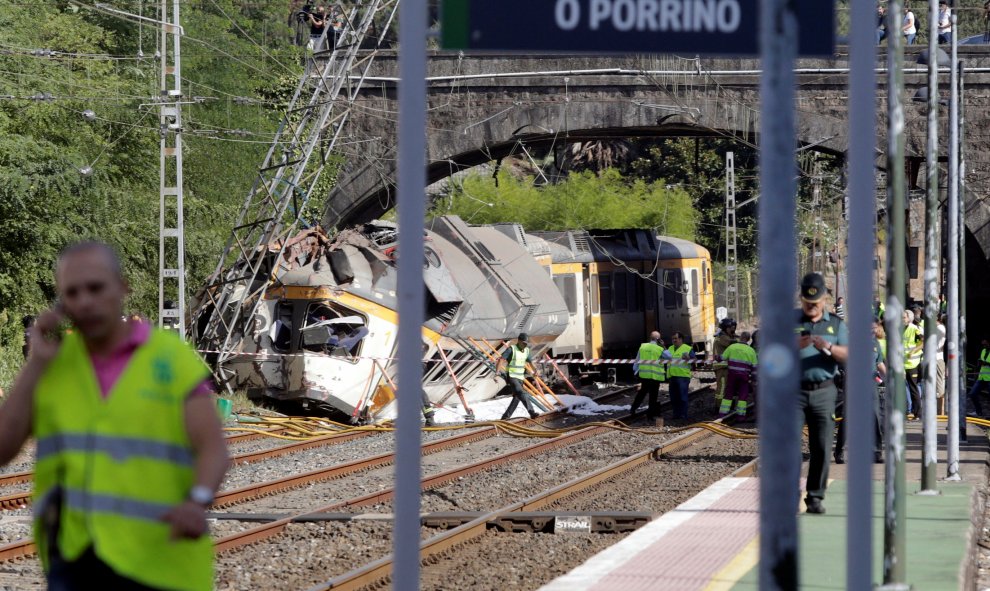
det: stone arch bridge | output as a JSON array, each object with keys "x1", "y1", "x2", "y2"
[{"x1": 321, "y1": 48, "x2": 990, "y2": 263}]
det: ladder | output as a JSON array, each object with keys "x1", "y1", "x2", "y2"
[
  {"x1": 725, "y1": 151, "x2": 739, "y2": 319},
  {"x1": 158, "y1": 0, "x2": 185, "y2": 334},
  {"x1": 190, "y1": 0, "x2": 399, "y2": 388}
]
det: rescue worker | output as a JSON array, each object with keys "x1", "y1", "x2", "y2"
[
  {"x1": 797, "y1": 273, "x2": 848, "y2": 515},
  {"x1": 497, "y1": 333, "x2": 540, "y2": 420},
  {"x1": 835, "y1": 318, "x2": 887, "y2": 465},
  {"x1": 630, "y1": 330, "x2": 668, "y2": 422},
  {"x1": 0, "y1": 241, "x2": 230, "y2": 590},
  {"x1": 967, "y1": 337, "x2": 990, "y2": 417},
  {"x1": 712, "y1": 319, "x2": 738, "y2": 413},
  {"x1": 666, "y1": 332, "x2": 695, "y2": 420},
  {"x1": 903, "y1": 309, "x2": 924, "y2": 420},
  {"x1": 718, "y1": 331, "x2": 757, "y2": 418}
]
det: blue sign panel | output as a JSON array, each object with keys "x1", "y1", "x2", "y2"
[{"x1": 442, "y1": 0, "x2": 834, "y2": 57}]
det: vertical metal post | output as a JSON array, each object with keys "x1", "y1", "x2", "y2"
[
  {"x1": 847, "y1": 0, "x2": 879, "y2": 585},
  {"x1": 881, "y1": 0, "x2": 909, "y2": 586},
  {"x1": 946, "y1": 13, "x2": 961, "y2": 481},
  {"x1": 158, "y1": 0, "x2": 185, "y2": 334},
  {"x1": 757, "y1": 0, "x2": 800, "y2": 589},
  {"x1": 958, "y1": 61, "x2": 968, "y2": 442},
  {"x1": 394, "y1": 0, "x2": 427, "y2": 589},
  {"x1": 726, "y1": 151, "x2": 739, "y2": 319},
  {"x1": 920, "y1": 0, "x2": 941, "y2": 494}
]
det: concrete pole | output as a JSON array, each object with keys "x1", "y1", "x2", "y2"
[
  {"x1": 946, "y1": 13, "x2": 961, "y2": 480},
  {"x1": 882, "y1": 0, "x2": 909, "y2": 586},
  {"x1": 757, "y1": 0, "x2": 800, "y2": 589},
  {"x1": 919, "y1": 0, "x2": 940, "y2": 494},
  {"x1": 394, "y1": 0, "x2": 427, "y2": 588},
  {"x1": 846, "y1": 0, "x2": 879, "y2": 584}
]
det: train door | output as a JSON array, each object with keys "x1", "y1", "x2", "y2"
[{"x1": 587, "y1": 263, "x2": 603, "y2": 359}]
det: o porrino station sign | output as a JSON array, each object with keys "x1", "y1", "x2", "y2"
[{"x1": 441, "y1": 0, "x2": 834, "y2": 57}]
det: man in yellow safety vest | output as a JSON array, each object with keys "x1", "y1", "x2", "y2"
[
  {"x1": 497, "y1": 333, "x2": 540, "y2": 420},
  {"x1": 713, "y1": 318, "x2": 738, "y2": 413},
  {"x1": 631, "y1": 330, "x2": 670, "y2": 422},
  {"x1": 666, "y1": 332, "x2": 696, "y2": 420},
  {"x1": 903, "y1": 309, "x2": 924, "y2": 420},
  {"x1": 0, "y1": 242, "x2": 230, "y2": 591},
  {"x1": 967, "y1": 337, "x2": 990, "y2": 417}
]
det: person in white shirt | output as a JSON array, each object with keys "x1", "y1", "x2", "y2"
[
  {"x1": 938, "y1": 1, "x2": 952, "y2": 44},
  {"x1": 903, "y1": 1, "x2": 917, "y2": 45}
]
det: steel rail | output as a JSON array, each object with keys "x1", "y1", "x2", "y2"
[
  {"x1": 0, "y1": 385, "x2": 645, "y2": 559},
  {"x1": 216, "y1": 385, "x2": 713, "y2": 553},
  {"x1": 312, "y1": 412, "x2": 743, "y2": 591}
]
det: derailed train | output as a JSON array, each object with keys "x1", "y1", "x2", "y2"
[{"x1": 204, "y1": 215, "x2": 714, "y2": 421}]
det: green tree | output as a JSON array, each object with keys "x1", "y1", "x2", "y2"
[{"x1": 435, "y1": 168, "x2": 699, "y2": 240}]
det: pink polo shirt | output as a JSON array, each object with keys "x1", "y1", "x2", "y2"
[{"x1": 89, "y1": 319, "x2": 212, "y2": 399}]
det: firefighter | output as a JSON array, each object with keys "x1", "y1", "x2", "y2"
[
  {"x1": 718, "y1": 331, "x2": 757, "y2": 418},
  {"x1": 713, "y1": 318, "x2": 738, "y2": 413}
]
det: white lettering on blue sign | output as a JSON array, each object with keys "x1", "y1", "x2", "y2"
[{"x1": 558, "y1": 0, "x2": 742, "y2": 33}]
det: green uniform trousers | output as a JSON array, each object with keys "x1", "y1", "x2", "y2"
[{"x1": 798, "y1": 382, "x2": 838, "y2": 501}]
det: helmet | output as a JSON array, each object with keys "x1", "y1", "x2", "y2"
[{"x1": 719, "y1": 318, "x2": 737, "y2": 330}]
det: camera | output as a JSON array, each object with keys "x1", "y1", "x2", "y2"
[{"x1": 297, "y1": 4, "x2": 312, "y2": 23}]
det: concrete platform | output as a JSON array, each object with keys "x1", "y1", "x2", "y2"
[{"x1": 539, "y1": 422, "x2": 989, "y2": 591}]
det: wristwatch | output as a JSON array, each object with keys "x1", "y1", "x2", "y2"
[{"x1": 189, "y1": 485, "x2": 215, "y2": 507}]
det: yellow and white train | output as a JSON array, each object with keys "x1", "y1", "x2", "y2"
[{"x1": 197, "y1": 217, "x2": 715, "y2": 421}]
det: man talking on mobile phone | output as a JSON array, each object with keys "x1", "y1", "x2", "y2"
[
  {"x1": 0, "y1": 241, "x2": 230, "y2": 591},
  {"x1": 796, "y1": 272, "x2": 848, "y2": 515}
]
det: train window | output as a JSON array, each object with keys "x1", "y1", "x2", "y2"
[
  {"x1": 613, "y1": 271, "x2": 628, "y2": 311},
  {"x1": 424, "y1": 350, "x2": 451, "y2": 384},
  {"x1": 691, "y1": 269, "x2": 699, "y2": 307},
  {"x1": 663, "y1": 269, "x2": 684, "y2": 310},
  {"x1": 599, "y1": 273, "x2": 614, "y2": 313},
  {"x1": 590, "y1": 275, "x2": 600, "y2": 314},
  {"x1": 627, "y1": 273, "x2": 639, "y2": 312},
  {"x1": 270, "y1": 301, "x2": 294, "y2": 352},
  {"x1": 300, "y1": 303, "x2": 369, "y2": 358},
  {"x1": 702, "y1": 261, "x2": 709, "y2": 292},
  {"x1": 644, "y1": 275, "x2": 657, "y2": 311},
  {"x1": 553, "y1": 275, "x2": 578, "y2": 315}
]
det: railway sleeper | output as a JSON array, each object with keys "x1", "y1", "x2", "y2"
[{"x1": 205, "y1": 510, "x2": 651, "y2": 533}]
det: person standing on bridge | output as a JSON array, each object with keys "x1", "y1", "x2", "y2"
[
  {"x1": 796, "y1": 272, "x2": 848, "y2": 515},
  {"x1": 631, "y1": 330, "x2": 670, "y2": 423},
  {"x1": 0, "y1": 242, "x2": 230, "y2": 591},
  {"x1": 903, "y1": 1, "x2": 918, "y2": 45}
]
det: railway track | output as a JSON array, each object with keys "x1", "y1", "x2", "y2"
[
  {"x1": 310, "y1": 413, "x2": 748, "y2": 591},
  {"x1": 0, "y1": 384, "x2": 648, "y2": 561},
  {"x1": 0, "y1": 385, "x2": 640, "y2": 512}
]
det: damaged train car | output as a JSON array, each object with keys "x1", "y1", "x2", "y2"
[{"x1": 210, "y1": 215, "x2": 568, "y2": 422}]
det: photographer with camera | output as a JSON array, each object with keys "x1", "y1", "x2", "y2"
[{"x1": 307, "y1": 5, "x2": 327, "y2": 52}]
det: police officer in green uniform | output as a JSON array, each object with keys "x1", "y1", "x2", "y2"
[{"x1": 797, "y1": 273, "x2": 848, "y2": 515}]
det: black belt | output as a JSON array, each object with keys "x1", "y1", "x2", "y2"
[{"x1": 801, "y1": 378, "x2": 834, "y2": 390}]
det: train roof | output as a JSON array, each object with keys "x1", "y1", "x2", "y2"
[{"x1": 530, "y1": 229, "x2": 710, "y2": 263}]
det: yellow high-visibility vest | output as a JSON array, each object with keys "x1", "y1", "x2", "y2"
[
  {"x1": 637, "y1": 342, "x2": 666, "y2": 381},
  {"x1": 33, "y1": 328, "x2": 213, "y2": 591}
]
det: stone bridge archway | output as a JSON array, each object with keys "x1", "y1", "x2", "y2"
[{"x1": 321, "y1": 51, "x2": 990, "y2": 262}]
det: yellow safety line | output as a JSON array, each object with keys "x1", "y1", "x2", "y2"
[{"x1": 703, "y1": 537, "x2": 759, "y2": 591}]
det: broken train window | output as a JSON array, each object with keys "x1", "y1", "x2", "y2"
[{"x1": 300, "y1": 303, "x2": 369, "y2": 358}]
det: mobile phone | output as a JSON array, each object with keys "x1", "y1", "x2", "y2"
[{"x1": 800, "y1": 329, "x2": 811, "y2": 337}]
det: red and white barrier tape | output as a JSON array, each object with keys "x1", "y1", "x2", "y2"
[{"x1": 196, "y1": 349, "x2": 713, "y2": 366}]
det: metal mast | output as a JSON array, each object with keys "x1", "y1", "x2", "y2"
[
  {"x1": 158, "y1": 0, "x2": 185, "y2": 333},
  {"x1": 190, "y1": 0, "x2": 399, "y2": 388},
  {"x1": 725, "y1": 151, "x2": 738, "y2": 318}
]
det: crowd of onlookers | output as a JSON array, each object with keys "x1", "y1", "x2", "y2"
[
  {"x1": 876, "y1": 1, "x2": 990, "y2": 45},
  {"x1": 291, "y1": 3, "x2": 347, "y2": 51}
]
